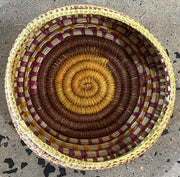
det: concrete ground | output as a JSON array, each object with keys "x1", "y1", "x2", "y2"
[{"x1": 0, "y1": 0, "x2": 180, "y2": 177}]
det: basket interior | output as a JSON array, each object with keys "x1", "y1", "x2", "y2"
[{"x1": 12, "y1": 14, "x2": 168, "y2": 163}]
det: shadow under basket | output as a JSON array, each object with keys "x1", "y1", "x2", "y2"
[{"x1": 5, "y1": 5, "x2": 175, "y2": 170}]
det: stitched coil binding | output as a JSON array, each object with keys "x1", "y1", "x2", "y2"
[{"x1": 5, "y1": 5, "x2": 175, "y2": 170}]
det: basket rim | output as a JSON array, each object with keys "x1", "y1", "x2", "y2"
[{"x1": 4, "y1": 4, "x2": 176, "y2": 170}]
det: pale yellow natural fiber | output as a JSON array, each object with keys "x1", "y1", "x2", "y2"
[{"x1": 4, "y1": 5, "x2": 176, "y2": 170}]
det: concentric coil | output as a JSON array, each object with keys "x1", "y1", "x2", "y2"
[{"x1": 13, "y1": 14, "x2": 167, "y2": 162}]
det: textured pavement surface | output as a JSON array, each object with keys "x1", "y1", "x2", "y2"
[{"x1": 0, "y1": 0, "x2": 180, "y2": 177}]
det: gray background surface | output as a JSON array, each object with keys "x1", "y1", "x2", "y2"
[{"x1": 0, "y1": 0, "x2": 180, "y2": 177}]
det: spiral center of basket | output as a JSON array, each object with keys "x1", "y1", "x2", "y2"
[
  {"x1": 79, "y1": 79, "x2": 92, "y2": 90},
  {"x1": 55, "y1": 53, "x2": 115, "y2": 114}
]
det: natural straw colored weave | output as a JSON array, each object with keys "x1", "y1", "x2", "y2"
[{"x1": 5, "y1": 5, "x2": 175, "y2": 170}]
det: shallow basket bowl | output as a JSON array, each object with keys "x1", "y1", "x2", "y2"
[{"x1": 5, "y1": 5, "x2": 175, "y2": 170}]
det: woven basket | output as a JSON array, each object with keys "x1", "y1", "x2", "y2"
[{"x1": 5, "y1": 5, "x2": 175, "y2": 170}]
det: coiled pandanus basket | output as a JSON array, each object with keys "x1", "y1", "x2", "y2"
[{"x1": 5, "y1": 5, "x2": 175, "y2": 170}]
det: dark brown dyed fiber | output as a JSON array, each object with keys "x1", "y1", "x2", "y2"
[{"x1": 31, "y1": 35, "x2": 139, "y2": 139}]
